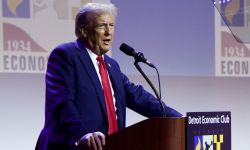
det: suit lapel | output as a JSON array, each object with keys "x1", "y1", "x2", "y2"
[{"x1": 75, "y1": 39, "x2": 108, "y2": 121}]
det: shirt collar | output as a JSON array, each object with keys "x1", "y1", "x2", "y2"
[{"x1": 86, "y1": 48, "x2": 104, "y2": 63}]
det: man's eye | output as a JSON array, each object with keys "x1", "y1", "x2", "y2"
[
  {"x1": 96, "y1": 25, "x2": 105, "y2": 29},
  {"x1": 96, "y1": 24, "x2": 115, "y2": 30}
]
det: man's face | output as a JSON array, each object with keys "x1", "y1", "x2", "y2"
[{"x1": 84, "y1": 13, "x2": 115, "y2": 55}]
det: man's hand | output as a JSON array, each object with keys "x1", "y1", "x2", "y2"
[{"x1": 77, "y1": 132, "x2": 105, "y2": 150}]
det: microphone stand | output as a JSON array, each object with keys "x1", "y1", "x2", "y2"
[{"x1": 134, "y1": 53, "x2": 166, "y2": 117}]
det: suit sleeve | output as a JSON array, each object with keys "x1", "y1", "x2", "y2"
[
  {"x1": 122, "y1": 73, "x2": 182, "y2": 117},
  {"x1": 45, "y1": 47, "x2": 86, "y2": 143}
]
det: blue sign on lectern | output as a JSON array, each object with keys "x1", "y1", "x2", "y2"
[{"x1": 186, "y1": 111, "x2": 231, "y2": 150}]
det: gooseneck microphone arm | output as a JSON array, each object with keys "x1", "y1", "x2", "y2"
[
  {"x1": 120, "y1": 43, "x2": 166, "y2": 117},
  {"x1": 134, "y1": 57, "x2": 166, "y2": 117}
]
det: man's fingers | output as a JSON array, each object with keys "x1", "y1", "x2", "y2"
[
  {"x1": 93, "y1": 133, "x2": 102, "y2": 150},
  {"x1": 95, "y1": 132, "x2": 105, "y2": 145},
  {"x1": 93, "y1": 132, "x2": 105, "y2": 150},
  {"x1": 79, "y1": 132, "x2": 105, "y2": 150},
  {"x1": 85, "y1": 134, "x2": 92, "y2": 148},
  {"x1": 89, "y1": 135, "x2": 97, "y2": 150}
]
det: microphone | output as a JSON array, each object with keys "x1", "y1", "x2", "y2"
[
  {"x1": 120, "y1": 43, "x2": 166, "y2": 117},
  {"x1": 120, "y1": 43, "x2": 155, "y2": 68}
]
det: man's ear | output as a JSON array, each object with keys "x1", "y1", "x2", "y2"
[{"x1": 80, "y1": 27, "x2": 87, "y2": 38}]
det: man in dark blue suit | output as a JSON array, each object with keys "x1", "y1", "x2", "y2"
[{"x1": 36, "y1": 2, "x2": 182, "y2": 150}]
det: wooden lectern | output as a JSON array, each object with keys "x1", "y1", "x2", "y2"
[{"x1": 104, "y1": 117, "x2": 185, "y2": 150}]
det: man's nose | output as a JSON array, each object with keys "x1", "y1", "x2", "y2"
[{"x1": 104, "y1": 25, "x2": 112, "y2": 35}]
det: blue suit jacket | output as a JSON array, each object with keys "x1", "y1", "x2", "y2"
[{"x1": 35, "y1": 38, "x2": 182, "y2": 150}]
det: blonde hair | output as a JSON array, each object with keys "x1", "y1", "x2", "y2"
[{"x1": 75, "y1": 3, "x2": 117, "y2": 38}]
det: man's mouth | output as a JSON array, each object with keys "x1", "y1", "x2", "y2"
[{"x1": 103, "y1": 39, "x2": 111, "y2": 45}]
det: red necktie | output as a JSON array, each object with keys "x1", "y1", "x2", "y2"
[{"x1": 97, "y1": 56, "x2": 118, "y2": 134}]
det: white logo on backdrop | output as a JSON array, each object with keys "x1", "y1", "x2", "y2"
[{"x1": 215, "y1": 0, "x2": 250, "y2": 77}]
